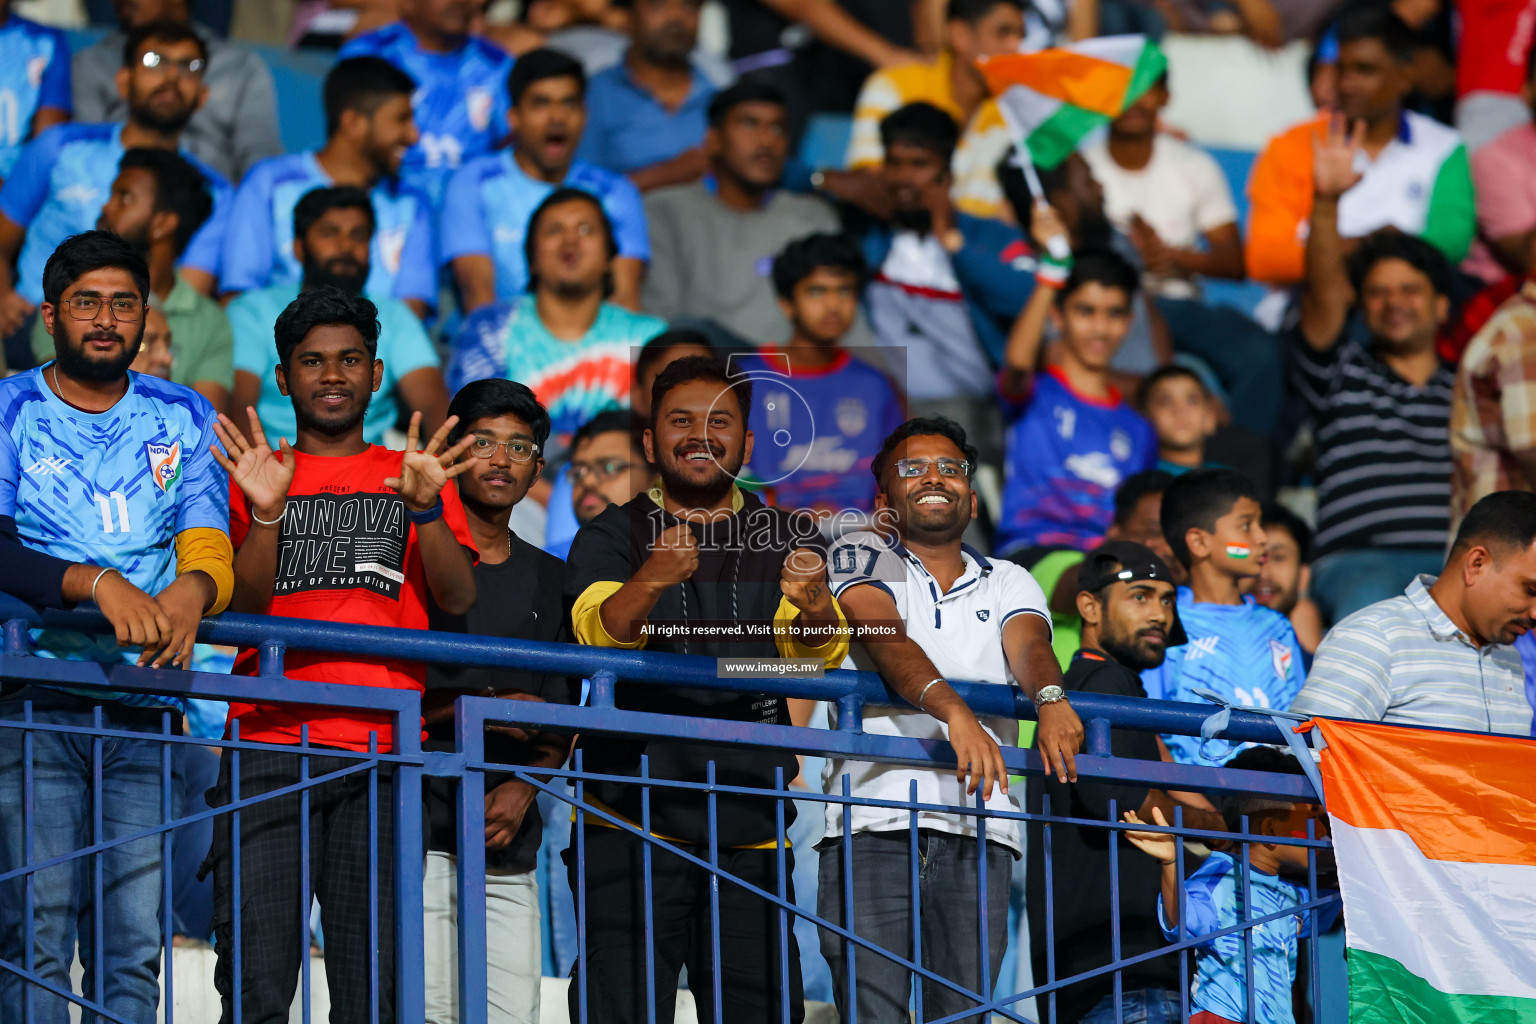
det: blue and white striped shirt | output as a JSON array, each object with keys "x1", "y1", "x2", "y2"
[{"x1": 1290, "y1": 575, "x2": 1531, "y2": 735}]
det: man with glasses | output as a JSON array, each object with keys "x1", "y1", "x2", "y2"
[
  {"x1": 821, "y1": 416, "x2": 1082, "y2": 1024},
  {"x1": 0, "y1": 230, "x2": 233, "y2": 1023},
  {"x1": 0, "y1": 20, "x2": 232, "y2": 368},
  {"x1": 422, "y1": 379, "x2": 577, "y2": 1024}
]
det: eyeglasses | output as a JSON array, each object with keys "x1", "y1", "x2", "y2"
[
  {"x1": 893, "y1": 457, "x2": 971, "y2": 479},
  {"x1": 467, "y1": 437, "x2": 540, "y2": 462},
  {"x1": 566, "y1": 459, "x2": 634, "y2": 484},
  {"x1": 61, "y1": 295, "x2": 145, "y2": 321},
  {"x1": 140, "y1": 51, "x2": 206, "y2": 76}
]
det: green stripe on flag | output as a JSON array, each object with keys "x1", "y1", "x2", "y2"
[
  {"x1": 1123, "y1": 40, "x2": 1168, "y2": 111},
  {"x1": 1027, "y1": 104, "x2": 1108, "y2": 170},
  {"x1": 1348, "y1": 949, "x2": 1536, "y2": 1023}
]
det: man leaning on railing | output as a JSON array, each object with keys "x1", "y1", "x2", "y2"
[
  {"x1": 208, "y1": 286, "x2": 478, "y2": 1024},
  {"x1": 563, "y1": 354, "x2": 849, "y2": 1024},
  {"x1": 821, "y1": 416, "x2": 1084, "y2": 1024},
  {"x1": 0, "y1": 231, "x2": 234, "y2": 1023}
]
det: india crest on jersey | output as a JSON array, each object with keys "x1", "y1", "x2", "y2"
[
  {"x1": 146, "y1": 440, "x2": 182, "y2": 493},
  {"x1": 1269, "y1": 638, "x2": 1293, "y2": 683}
]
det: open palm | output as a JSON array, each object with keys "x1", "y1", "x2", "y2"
[
  {"x1": 210, "y1": 407, "x2": 294, "y2": 514},
  {"x1": 384, "y1": 412, "x2": 474, "y2": 511},
  {"x1": 1314, "y1": 113, "x2": 1364, "y2": 201}
]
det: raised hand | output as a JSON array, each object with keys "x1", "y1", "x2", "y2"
[
  {"x1": 211, "y1": 407, "x2": 294, "y2": 521},
  {"x1": 637, "y1": 522, "x2": 699, "y2": 588},
  {"x1": 1030, "y1": 201, "x2": 1071, "y2": 260},
  {"x1": 1314, "y1": 113, "x2": 1365, "y2": 201},
  {"x1": 1122, "y1": 807, "x2": 1177, "y2": 865},
  {"x1": 780, "y1": 547, "x2": 833, "y2": 618},
  {"x1": 383, "y1": 412, "x2": 474, "y2": 512}
]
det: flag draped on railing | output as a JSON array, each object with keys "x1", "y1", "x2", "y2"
[
  {"x1": 1313, "y1": 718, "x2": 1536, "y2": 1022},
  {"x1": 979, "y1": 35, "x2": 1167, "y2": 170}
]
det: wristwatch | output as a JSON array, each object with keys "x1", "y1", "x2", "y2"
[{"x1": 1032, "y1": 684, "x2": 1069, "y2": 709}]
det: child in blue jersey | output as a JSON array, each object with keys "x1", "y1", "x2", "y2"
[
  {"x1": 1141, "y1": 469, "x2": 1307, "y2": 764},
  {"x1": 997, "y1": 243, "x2": 1157, "y2": 561},
  {"x1": 1123, "y1": 747, "x2": 1336, "y2": 1024},
  {"x1": 741, "y1": 233, "x2": 904, "y2": 518},
  {"x1": 0, "y1": 10, "x2": 71, "y2": 179}
]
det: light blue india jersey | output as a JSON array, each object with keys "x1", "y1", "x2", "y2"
[{"x1": 0, "y1": 13, "x2": 71, "y2": 178}]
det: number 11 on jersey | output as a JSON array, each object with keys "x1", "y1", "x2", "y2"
[{"x1": 97, "y1": 491, "x2": 131, "y2": 533}]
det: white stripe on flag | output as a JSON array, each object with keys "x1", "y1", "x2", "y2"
[
  {"x1": 995, "y1": 84, "x2": 1063, "y2": 137},
  {"x1": 1332, "y1": 819, "x2": 1536, "y2": 1001},
  {"x1": 1063, "y1": 33, "x2": 1148, "y2": 66}
]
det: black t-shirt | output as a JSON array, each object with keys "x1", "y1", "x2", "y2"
[
  {"x1": 1026, "y1": 649, "x2": 1182, "y2": 1022},
  {"x1": 424, "y1": 530, "x2": 576, "y2": 874}
]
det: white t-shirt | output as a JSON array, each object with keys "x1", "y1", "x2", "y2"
[
  {"x1": 1082, "y1": 135, "x2": 1238, "y2": 299},
  {"x1": 823, "y1": 531, "x2": 1051, "y2": 854}
]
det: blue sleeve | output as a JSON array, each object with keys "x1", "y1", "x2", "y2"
[
  {"x1": 393, "y1": 190, "x2": 437, "y2": 303},
  {"x1": 880, "y1": 377, "x2": 906, "y2": 437},
  {"x1": 218, "y1": 170, "x2": 276, "y2": 294},
  {"x1": 438, "y1": 163, "x2": 490, "y2": 263},
  {"x1": 0, "y1": 128, "x2": 64, "y2": 226},
  {"x1": 1159, "y1": 861, "x2": 1228, "y2": 942},
  {"x1": 952, "y1": 217, "x2": 1037, "y2": 321},
  {"x1": 38, "y1": 29, "x2": 72, "y2": 111},
  {"x1": 1298, "y1": 889, "x2": 1342, "y2": 939},
  {"x1": 606, "y1": 177, "x2": 650, "y2": 262},
  {"x1": 181, "y1": 177, "x2": 232, "y2": 277},
  {"x1": 174, "y1": 403, "x2": 230, "y2": 534},
  {"x1": 227, "y1": 296, "x2": 276, "y2": 379},
  {"x1": 336, "y1": 33, "x2": 380, "y2": 60},
  {"x1": 382, "y1": 305, "x2": 439, "y2": 379},
  {"x1": 446, "y1": 307, "x2": 506, "y2": 394}
]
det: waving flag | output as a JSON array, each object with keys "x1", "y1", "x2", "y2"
[
  {"x1": 980, "y1": 36, "x2": 1166, "y2": 170},
  {"x1": 1313, "y1": 718, "x2": 1536, "y2": 1021}
]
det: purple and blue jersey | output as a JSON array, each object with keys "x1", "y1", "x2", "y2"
[
  {"x1": 1141, "y1": 588, "x2": 1308, "y2": 765},
  {"x1": 738, "y1": 350, "x2": 905, "y2": 515},
  {"x1": 0, "y1": 366, "x2": 227, "y2": 689},
  {"x1": 0, "y1": 123, "x2": 232, "y2": 304},
  {"x1": 440, "y1": 151, "x2": 649, "y2": 302},
  {"x1": 0, "y1": 13, "x2": 70, "y2": 178},
  {"x1": 219, "y1": 151, "x2": 436, "y2": 304},
  {"x1": 339, "y1": 23, "x2": 513, "y2": 207},
  {"x1": 997, "y1": 367, "x2": 1157, "y2": 556}
]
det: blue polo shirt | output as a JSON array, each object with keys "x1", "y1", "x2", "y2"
[
  {"x1": 0, "y1": 13, "x2": 71, "y2": 178},
  {"x1": 574, "y1": 54, "x2": 717, "y2": 175},
  {"x1": 439, "y1": 151, "x2": 650, "y2": 301}
]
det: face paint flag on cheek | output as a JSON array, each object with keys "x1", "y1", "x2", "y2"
[{"x1": 1226, "y1": 544, "x2": 1251, "y2": 560}]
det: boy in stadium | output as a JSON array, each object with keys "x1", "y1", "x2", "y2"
[
  {"x1": 1141, "y1": 469, "x2": 1306, "y2": 764},
  {"x1": 1122, "y1": 747, "x2": 1334, "y2": 1024},
  {"x1": 996, "y1": 244, "x2": 1157, "y2": 563}
]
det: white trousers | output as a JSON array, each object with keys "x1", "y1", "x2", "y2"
[{"x1": 423, "y1": 849, "x2": 542, "y2": 1024}]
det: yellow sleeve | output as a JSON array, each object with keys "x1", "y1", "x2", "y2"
[
  {"x1": 773, "y1": 595, "x2": 850, "y2": 669},
  {"x1": 571, "y1": 580, "x2": 648, "y2": 650},
  {"x1": 175, "y1": 526, "x2": 234, "y2": 616}
]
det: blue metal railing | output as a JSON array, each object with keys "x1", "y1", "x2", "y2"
[{"x1": 0, "y1": 594, "x2": 1337, "y2": 1024}]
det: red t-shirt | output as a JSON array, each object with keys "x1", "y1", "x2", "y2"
[
  {"x1": 1457, "y1": 0, "x2": 1536, "y2": 98},
  {"x1": 227, "y1": 446, "x2": 476, "y2": 751}
]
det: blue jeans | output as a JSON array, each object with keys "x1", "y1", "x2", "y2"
[
  {"x1": 0, "y1": 687, "x2": 172, "y2": 1024},
  {"x1": 171, "y1": 741, "x2": 220, "y2": 940},
  {"x1": 818, "y1": 830, "x2": 1012, "y2": 1024},
  {"x1": 1078, "y1": 987, "x2": 1184, "y2": 1024},
  {"x1": 1309, "y1": 548, "x2": 1444, "y2": 626}
]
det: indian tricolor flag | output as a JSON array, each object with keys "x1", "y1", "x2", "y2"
[
  {"x1": 1313, "y1": 718, "x2": 1536, "y2": 1021},
  {"x1": 979, "y1": 36, "x2": 1166, "y2": 170}
]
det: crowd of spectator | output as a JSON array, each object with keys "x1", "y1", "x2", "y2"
[{"x1": 3, "y1": 0, "x2": 1536, "y2": 1022}]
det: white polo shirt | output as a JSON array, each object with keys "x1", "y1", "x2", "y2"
[{"x1": 823, "y1": 530, "x2": 1051, "y2": 854}]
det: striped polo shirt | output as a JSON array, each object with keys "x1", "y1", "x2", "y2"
[
  {"x1": 1290, "y1": 330, "x2": 1454, "y2": 558},
  {"x1": 1290, "y1": 576, "x2": 1531, "y2": 736}
]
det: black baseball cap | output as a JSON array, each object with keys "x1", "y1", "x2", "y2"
[{"x1": 1076, "y1": 540, "x2": 1187, "y2": 645}]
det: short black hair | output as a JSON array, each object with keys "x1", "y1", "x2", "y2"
[
  {"x1": 1261, "y1": 502, "x2": 1314, "y2": 564},
  {"x1": 1136, "y1": 364, "x2": 1210, "y2": 411},
  {"x1": 42, "y1": 230, "x2": 150, "y2": 308},
  {"x1": 571, "y1": 408, "x2": 647, "y2": 455},
  {"x1": 1160, "y1": 467, "x2": 1261, "y2": 568},
  {"x1": 446, "y1": 379, "x2": 552, "y2": 451},
  {"x1": 1347, "y1": 229, "x2": 1454, "y2": 299},
  {"x1": 1450, "y1": 490, "x2": 1536, "y2": 557},
  {"x1": 879, "y1": 102, "x2": 960, "y2": 168},
  {"x1": 273, "y1": 286, "x2": 380, "y2": 370},
  {"x1": 771, "y1": 233, "x2": 869, "y2": 300},
  {"x1": 1334, "y1": 6, "x2": 1419, "y2": 64},
  {"x1": 1221, "y1": 746, "x2": 1309, "y2": 832},
  {"x1": 707, "y1": 79, "x2": 787, "y2": 128},
  {"x1": 117, "y1": 148, "x2": 212, "y2": 255},
  {"x1": 523, "y1": 187, "x2": 617, "y2": 294},
  {"x1": 946, "y1": 0, "x2": 1026, "y2": 24},
  {"x1": 635, "y1": 328, "x2": 718, "y2": 384},
  {"x1": 1058, "y1": 248, "x2": 1140, "y2": 308},
  {"x1": 293, "y1": 185, "x2": 376, "y2": 242},
  {"x1": 871, "y1": 416, "x2": 980, "y2": 485},
  {"x1": 508, "y1": 47, "x2": 586, "y2": 107},
  {"x1": 1113, "y1": 470, "x2": 1175, "y2": 528},
  {"x1": 123, "y1": 20, "x2": 207, "y2": 68},
  {"x1": 649, "y1": 355, "x2": 752, "y2": 431},
  {"x1": 323, "y1": 56, "x2": 417, "y2": 138}
]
